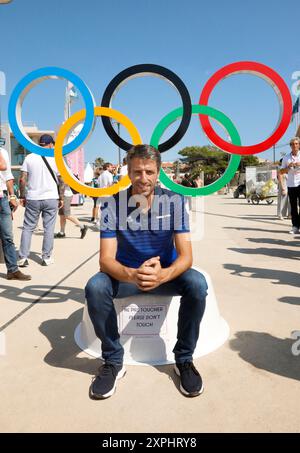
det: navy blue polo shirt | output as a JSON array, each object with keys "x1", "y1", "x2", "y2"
[{"x1": 100, "y1": 185, "x2": 190, "y2": 269}]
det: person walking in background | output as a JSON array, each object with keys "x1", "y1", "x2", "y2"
[
  {"x1": 172, "y1": 174, "x2": 181, "y2": 184},
  {"x1": 277, "y1": 158, "x2": 291, "y2": 220},
  {"x1": 119, "y1": 157, "x2": 128, "y2": 180},
  {"x1": 98, "y1": 162, "x2": 114, "y2": 188},
  {"x1": 18, "y1": 134, "x2": 64, "y2": 267},
  {"x1": 91, "y1": 167, "x2": 102, "y2": 224},
  {"x1": 94, "y1": 163, "x2": 114, "y2": 227},
  {"x1": 54, "y1": 184, "x2": 87, "y2": 239},
  {"x1": 181, "y1": 173, "x2": 193, "y2": 188},
  {"x1": 280, "y1": 137, "x2": 300, "y2": 234},
  {"x1": 0, "y1": 146, "x2": 31, "y2": 280},
  {"x1": 112, "y1": 166, "x2": 119, "y2": 183},
  {"x1": 192, "y1": 175, "x2": 203, "y2": 188}
]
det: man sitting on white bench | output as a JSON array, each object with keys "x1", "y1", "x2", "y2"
[{"x1": 85, "y1": 144, "x2": 208, "y2": 399}]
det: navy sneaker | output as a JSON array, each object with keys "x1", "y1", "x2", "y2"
[
  {"x1": 80, "y1": 225, "x2": 88, "y2": 239},
  {"x1": 174, "y1": 361, "x2": 204, "y2": 397},
  {"x1": 90, "y1": 363, "x2": 126, "y2": 399}
]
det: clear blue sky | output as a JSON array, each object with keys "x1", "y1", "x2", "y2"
[{"x1": 0, "y1": 0, "x2": 299, "y2": 165}]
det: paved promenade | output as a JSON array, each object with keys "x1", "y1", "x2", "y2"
[{"x1": 0, "y1": 195, "x2": 299, "y2": 432}]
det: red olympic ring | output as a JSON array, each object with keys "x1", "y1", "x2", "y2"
[{"x1": 199, "y1": 61, "x2": 293, "y2": 155}]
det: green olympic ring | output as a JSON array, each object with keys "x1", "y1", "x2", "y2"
[{"x1": 150, "y1": 104, "x2": 241, "y2": 196}]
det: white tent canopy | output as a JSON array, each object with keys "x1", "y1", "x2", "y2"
[{"x1": 84, "y1": 162, "x2": 94, "y2": 183}]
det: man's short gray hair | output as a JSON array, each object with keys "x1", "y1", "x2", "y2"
[
  {"x1": 290, "y1": 137, "x2": 300, "y2": 145},
  {"x1": 127, "y1": 144, "x2": 161, "y2": 171}
]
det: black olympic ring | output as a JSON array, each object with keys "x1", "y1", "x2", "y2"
[{"x1": 101, "y1": 63, "x2": 192, "y2": 153}]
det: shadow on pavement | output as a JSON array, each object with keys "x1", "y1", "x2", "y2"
[
  {"x1": 224, "y1": 264, "x2": 300, "y2": 289},
  {"x1": 0, "y1": 284, "x2": 84, "y2": 304},
  {"x1": 246, "y1": 237, "x2": 300, "y2": 247},
  {"x1": 206, "y1": 210, "x2": 285, "y2": 227},
  {"x1": 240, "y1": 214, "x2": 279, "y2": 218},
  {"x1": 224, "y1": 226, "x2": 288, "y2": 234},
  {"x1": 153, "y1": 365, "x2": 180, "y2": 391},
  {"x1": 39, "y1": 307, "x2": 180, "y2": 390},
  {"x1": 228, "y1": 247, "x2": 300, "y2": 261},
  {"x1": 278, "y1": 296, "x2": 300, "y2": 306},
  {"x1": 78, "y1": 216, "x2": 93, "y2": 223},
  {"x1": 218, "y1": 202, "x2": 248, "y2": 205},
  {"x1": 230, "y1": 331, "x2": 300, "y2": 381},
  {"x1": 28, "y1": 251, "x2": 45, "y2": 264},
  {"x1": 39, "y1": 308, "x2": 99, "y2": 376}
]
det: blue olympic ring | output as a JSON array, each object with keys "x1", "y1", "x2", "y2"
[{"x1": 8, "y1": 67, "x2": 96, "y2": 157}]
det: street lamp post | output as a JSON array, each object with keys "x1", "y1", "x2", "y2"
[{"x1": 117, "y1": 122, "x2": 121, "y2": 167}]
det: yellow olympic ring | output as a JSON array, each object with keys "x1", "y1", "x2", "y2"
[{"x1": 54, "y1": 106, "x2": 142, "y2": 197}]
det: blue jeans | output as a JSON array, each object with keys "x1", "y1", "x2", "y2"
[
  {"x1": 19, "y1": 199, "x2": 58, "y2": 260},
  {"x1": 85, "y1": 268, "x2": 207, "y2": 365},
  {"x1": 0, "y1": 196, "x2": 18, "y2": 273}
]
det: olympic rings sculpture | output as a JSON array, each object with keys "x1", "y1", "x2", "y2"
[{"x1": 7, "y1": 62, "x2": 293, "y2": 197}]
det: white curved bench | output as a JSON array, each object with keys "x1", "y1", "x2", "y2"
[{"x1": 74, "y1": 267, "x2": 229, "y2": 365}]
